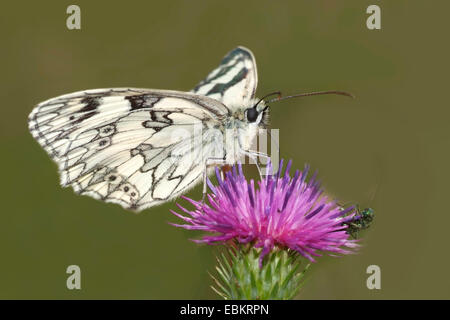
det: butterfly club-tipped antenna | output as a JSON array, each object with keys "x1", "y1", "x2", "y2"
[
  {"x1": 265, "y1": 90, "x2": 355, "y2": 104},
  {"x1": 254, "y1": 89, "x2": 355, "y2": 113},
  {"x1": 253, "y1": 91, "x2": 282, "y2": 110}
]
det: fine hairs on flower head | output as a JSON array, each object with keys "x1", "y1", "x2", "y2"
[{"x1": 171, "y1": 159, "x2": 359, "y2": 267}]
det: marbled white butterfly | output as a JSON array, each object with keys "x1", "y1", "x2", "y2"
[{"x1": 28, "y1": 47, "x2": 351, "y2": 211}]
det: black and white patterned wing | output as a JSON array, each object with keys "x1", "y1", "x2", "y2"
[
  {"x1": 28, "y1": 88, "x2": 229, "y2": 211},
  {"x1": 191, "y1": 46, "x2": 258, "y2": 107}
]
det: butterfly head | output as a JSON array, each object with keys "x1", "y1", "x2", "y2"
[
  {"x1": 244, "y1": 101, "x2": 269, "y2": 128},
  {"x1": 244, "y1": 92, "x2": 280, "y2": 128}
]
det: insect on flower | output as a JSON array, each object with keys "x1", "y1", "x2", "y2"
[
  {"x1": 342, "y1": 206, "x2": 374, "y2": 238},
  {"x1": 28, "y1": 47, "x2": 352, "y2": 211}
]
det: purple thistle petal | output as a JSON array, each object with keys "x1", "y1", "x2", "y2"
[
  {"x1": 247, "y1": 181, "x2": 255, "y2": 208},
  {"x1": 170, "y1": 209, "x2": 196, "y2": 224},
  {"x1": 282, "y1": 169, "x2": 300, "y2": 211},
  {"x1": 305, "y1": 203, "x2": 325, "y2": 220},
  {"x1": 169, "y1": 222, "x2": 211, "y2": 231},
  {"x1": 207, "y1": 178, "x2": 218, "y2": 195},
  {"x1": 215, "y1": 167, "x2": 223, "y2": 185},
  {"x1": 330, "y1": 205, "x2": 356, "y2": 219},
  {"x1": 237, "y1": 162, "x2": 244, "y2": 179},
  {"x1": 285, "y1": 159, "x2": 292, "y2": 178},
  {"x1": 300, "y1": 164, "x2": 310, "y2": 184},
  {"x1": 281, "y1": 159, "x2": 292, "y2": 189},
  {"x1": 232, "y1": 164, "x2": 238, "y2": 178},
  {"x1": 228, "y1": 171, "x2": 240, "y2": 196},
  {"x1": 276, "y1": 159, "x2": 284, "y2": 180}
]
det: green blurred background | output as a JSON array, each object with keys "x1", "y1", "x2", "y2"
[{"x1": 1, "y1": 0, "x2": 448, "y2": 299}]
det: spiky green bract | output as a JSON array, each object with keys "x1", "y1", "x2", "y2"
[{"x1": 211, "y1": 245, "x2": 310, "y2": 300}]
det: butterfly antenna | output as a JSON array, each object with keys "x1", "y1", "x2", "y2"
[
  {"x1": 254, "y1": 91, "x2": 282, "y2": 108},
  {"x1": 266, "y1": 90, "x2": 354, "y2": 104}
]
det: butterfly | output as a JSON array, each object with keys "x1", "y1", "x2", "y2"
[{"x1": 28, "y1": 46, "x2": 351, "y2": 212}]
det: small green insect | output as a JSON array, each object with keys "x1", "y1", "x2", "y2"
[{"x1": 342, "y1": 206, "x2": 375, "y2": 239}]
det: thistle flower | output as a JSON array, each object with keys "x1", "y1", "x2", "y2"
[{"x1": 171, "y1": 160, "x2": 358, "y2": 267}]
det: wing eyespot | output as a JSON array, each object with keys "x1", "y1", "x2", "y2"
[
  {"x1": 99, "y1": 125, "x2": 116, "y2": 137},
  {"x1": 97, "y1": 137, "x2": 111, "y2": 149}
]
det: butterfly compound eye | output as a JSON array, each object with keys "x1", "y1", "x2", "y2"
[{"x1": 246, "y1": 107, "x2": 258, "y2": 123}]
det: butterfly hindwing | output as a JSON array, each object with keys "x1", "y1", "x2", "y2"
[
  {"x1": 191, "y1": 46, "x2": 258, "y2": 108},
  {"x1": 29, "y1": 88, "x2": 229, "y2": 211}
]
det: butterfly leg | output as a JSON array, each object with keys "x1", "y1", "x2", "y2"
[{"x1": 239, "y1": 149, "x2": 271, "y2": 177}]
